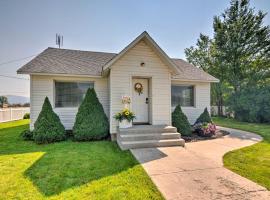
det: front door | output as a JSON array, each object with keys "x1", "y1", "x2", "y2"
[{"x1": 132, "y1": 78, "x2": 149, "y2": 124}]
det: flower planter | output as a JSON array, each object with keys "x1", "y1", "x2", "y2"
[{"x1": 119, "y1": 119, "x2": 132, "y2": 129}]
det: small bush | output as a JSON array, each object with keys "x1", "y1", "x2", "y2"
[
  {"x1": 73, "y1": 88, "x2": 109, "y2": 141},
  {"x1": 21, "y1": 130, "x2": 33, "y2": 141},
  {"x1": 33, "y1": 97, "x2": 66, "y2": 144},
  {"x1": 195, "y1": 107, "x2": 212, "y2": 124},
  {"x1": 172, "y1": 105, "x2": 192, "y2": 136},
  {"x1": 23, "y1": 113, "x2": 30, "y2": 119},
  {"x1": 193, "y1": 122, "x2": 216, "y2": 137}
]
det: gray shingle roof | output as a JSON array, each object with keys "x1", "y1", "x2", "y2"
[
  {"x1": 17, "y1": 47, "x2": 218, "y2": 82},
  {"x1": 172, "y1": 59, "x2": 218, "y2": 82},
  {"x1": 17, "y1": 48, "x2": 117, "y2": 76}
]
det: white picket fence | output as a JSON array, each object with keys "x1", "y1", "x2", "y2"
[{"x1": 0, "y1": 107, "x2": 30, "y2": 123}]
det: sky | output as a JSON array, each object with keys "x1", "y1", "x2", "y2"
[{"x1": 0, "y1": 0, "x2": 269, "y2": 98}]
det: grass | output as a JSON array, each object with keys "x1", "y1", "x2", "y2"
[
  {"x1": 0, "y1": 120, "x2": 164, "y2": 200},
  {"x1": 213, "y1": 117, "x2": 270, "y2": 190}
]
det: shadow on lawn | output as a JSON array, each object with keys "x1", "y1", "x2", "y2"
[{"x1": 0, "y1": 124, "x2": 138, "y2": 196}]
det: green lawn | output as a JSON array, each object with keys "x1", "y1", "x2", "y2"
[
  {"x1": 213, "y1": 117, "x2": 270, "y2": 190},
  {"x1": 0, "y1": 120, "x2": 163, "y2": 200}
]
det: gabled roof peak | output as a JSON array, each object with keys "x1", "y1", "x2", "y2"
[{"x1": 102, "y1": 31, "x2": 182, "y2": 74}]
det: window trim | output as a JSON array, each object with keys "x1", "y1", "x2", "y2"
[
  {"x1": 53, "y1": 80, "x2": 94, "y2": 108},
  {"x1": 171, "y1": 84, "x2": 196, "y2": 108}
]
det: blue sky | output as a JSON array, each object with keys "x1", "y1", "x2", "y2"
[{"x1": 0, "y1": 0, "x2": 269, "y2": 97}]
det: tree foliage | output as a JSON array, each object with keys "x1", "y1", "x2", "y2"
[
  {"x1": 195, "y1": 108, "x2": 212, "y2": 124},
  {"x1": 172, "y1": 105, "x2": 192, "y2": 136},
  {"x1": 229, "y1": 86, "x2": 270, "y2": 123},
  {"x1": 185, "y1": 0, "x2": 270, "y2": 121},
  {"x1": 33, "y1": 97, "x2": 66, "y2": 144},
  {"x1": 73, "y1": 88, "x2": 109, "y2": 141},
  {"x1": 0, "y1": 96, "x2": 8, "y2": 107},
  {"x1": 213, "y1": 0, "x2": 270, "y2": 92}
]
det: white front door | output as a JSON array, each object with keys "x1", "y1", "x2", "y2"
[{"x1": 132, "y1": 78, "x2": 149, "y2": 123}]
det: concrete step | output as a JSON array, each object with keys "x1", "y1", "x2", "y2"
[
  {"x1": 119, "y1": 125, "x2": 177, "y2": 134},
  {"x1": 118, "y1": 132, "x2": 180, "y2": 141},
  {"x1": 118, "y1": 138, "x2": 185, "y2": 150}
]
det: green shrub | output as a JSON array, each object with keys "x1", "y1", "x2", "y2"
[
  {"x1": 229, "y1": 86, "x2": 270, "y2": 123},
  {"x1": 172, "y1": 105, "x2": 192, "y2": 136},
  {"x1": 195, "y1": 107, "x2": 212, "y2": 124},
  {"x1": 33, "y1": 97, "x2": 66, "y2": 144},
  {"x1": 20, "y1": 130, "x2": 33, "y2": 141},
  {"x1": 73, "y1": 88, "x2": 109, "y2": 141},
  {"x1": 23, "y1": 113, "x2": 30, "y2": 119}
]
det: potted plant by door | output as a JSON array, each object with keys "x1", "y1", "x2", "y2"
[{"x1": 114, "y1": 108, "x2": 136, "y2": 128}]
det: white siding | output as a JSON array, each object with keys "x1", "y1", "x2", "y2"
[
  {"x1": 110, "y1": 40, "x2": 172, "y2": 133},
  {"x1": 30, "y1": 75, "x2": 109, "y2": 130},
  {"x1": 171, "y1": 80, "x2": 211, "y2": 124}
]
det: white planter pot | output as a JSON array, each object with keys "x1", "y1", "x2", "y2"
[{"x1": 119, "y1": 119, "x2": 132, "y2": 128}]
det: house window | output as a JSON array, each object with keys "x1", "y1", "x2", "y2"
[
  {"x1": 55, "y1": 81, "x2": 94, "y2": 107},
  {"x1": 171, "y1": 85, "x2": 194, "y2": 107}
]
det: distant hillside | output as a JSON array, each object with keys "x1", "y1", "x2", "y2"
[{"x1": 6, "y1": 95, "x2": 30, "y2": 104}]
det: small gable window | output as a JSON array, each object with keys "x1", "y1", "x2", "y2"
[
  {"x1": 55, "y1": 81, "x2": 94, "y2": 108},
  {"x1": 171, "y1": 85, "x2": 195, "y2": 107}
]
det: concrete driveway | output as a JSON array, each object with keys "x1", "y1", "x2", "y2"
[{"x1": 131, "y1": 127, "x2": 270, "y2": 200}]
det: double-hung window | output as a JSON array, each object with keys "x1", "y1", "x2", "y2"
[
  {"x1": 171, "y1": 85, "x2": 195, "y2": 107},
  {"x1": 55, "y1": 81, "x2": 94, "y2": 107}
]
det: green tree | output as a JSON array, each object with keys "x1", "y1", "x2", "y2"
[
  {"x1": 33, "y1": 97, "x2": 66, "y2": 144},
  {"x1": 73, "y1": 88, "x2": 109, "y2": 141},
  {"x1": 185, "y1": 0, "x2": 270, "y2": 120},
  {"x1": 0, "y1": 96, "x2": 8, "y2": 107},
  {"x1": 214, "y1": 0, "x2": 270, "y2": 93}
]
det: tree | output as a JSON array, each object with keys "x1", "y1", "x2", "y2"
[
  {"x1": 172, "y1": 105, "x2": 192, "y2": 136},
  {"x1": 214, "y1": 0, "x2": 270, "y2": 93},
  {"x1": 0, "y1": 96, "x2": 8, "y2": 107},
  {"x1": 33, "y1": 97, "x2": 66, "y2": 144},
  {"x1": 73, "y1": 88, "x2": 109, "y2": 141},
  {"x1": 185, "y1": 0, "x2": 270, "y2": 120}
]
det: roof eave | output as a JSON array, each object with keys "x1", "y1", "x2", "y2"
[
  {"x1": 172, "y1": 78, "x2": 220, "y2": 83},
  {"x1": 17, "y1": 72, "x2": 103, "y2": 78}
]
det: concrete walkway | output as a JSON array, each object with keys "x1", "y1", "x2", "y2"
[{"x1": 131, "y1": 126, "x2": 270, "y2": 200}]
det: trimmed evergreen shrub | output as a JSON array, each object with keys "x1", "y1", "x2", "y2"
[
  {"x1": 73, "y1": 88, "x2": 109, "y2": 141},
  {"x1": 23, "y1": 113, "x2": 30, "y2": 119},
  {"x1": 195, "y1": 107, "x2": 212, "y2": 124},
  {"x1": 33, "y1": 97, "x2": 66, "y2": 144},
  {"x1": 21, "y1": 130, "x2": 33, "y2": 141},
  {"x1": 172, "y1": 105, "x2": 192, "y2": 136}
]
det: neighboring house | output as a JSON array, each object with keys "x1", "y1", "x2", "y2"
[{"x1": 17, "y1": 31, "x2": 218, "y2": 148}]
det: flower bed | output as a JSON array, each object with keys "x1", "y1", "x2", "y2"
[
  {"x1": 193, "y1": 122, "x2": 217, "y2": 137},
  {"x1": 182, "y1": 129, "x2": 230, "y2": 143}
]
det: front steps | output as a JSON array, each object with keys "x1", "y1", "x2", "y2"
[{"x1": 117, "y1": 125, "x2": 185, "y2": 150}]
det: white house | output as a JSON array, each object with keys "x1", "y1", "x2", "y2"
[{"x1": 17, "y1": 31, "x2": 218, "y2": 149}]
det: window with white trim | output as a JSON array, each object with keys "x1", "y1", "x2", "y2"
[
  {"x1": 171, "y1": 85, "x2": 194, "y2": 107},
  {"x1": 55, "y1": 81, "x2": 94, "y2": 107}
]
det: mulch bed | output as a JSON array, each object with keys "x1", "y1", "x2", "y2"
[{"x1": 182, "y1": 129, "x2": 230, "y2": 143}]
